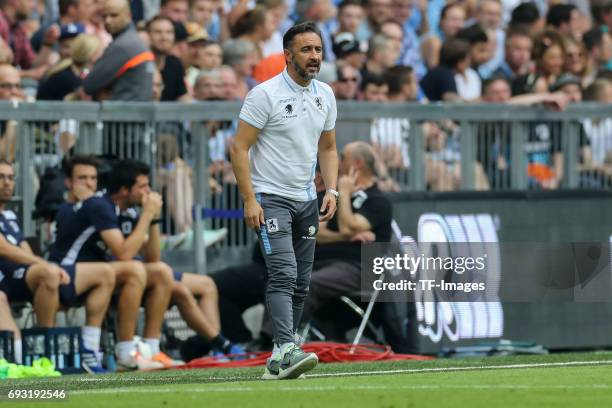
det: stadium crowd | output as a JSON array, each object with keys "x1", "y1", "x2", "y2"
[{"x1": 0, "y1": 0, "x2": 611, "y2": 191}]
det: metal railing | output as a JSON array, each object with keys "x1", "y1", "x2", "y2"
[{"x1": 2, "y1": 100, "x2": 611, "y2": 273}]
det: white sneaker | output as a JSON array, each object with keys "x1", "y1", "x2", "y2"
[{"x1": 116, "y1": 342, "x2": 164, "y2": 371}]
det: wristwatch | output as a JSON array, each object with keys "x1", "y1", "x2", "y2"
[{"x1": 326, "y1": 188, "x2": 339, "y2": 199}]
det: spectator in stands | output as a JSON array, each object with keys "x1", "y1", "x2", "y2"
[
  {"x1": 420, "y1": 37, "x2": 469, "y2": 102},
  {"x1": 297, "y1": 0, "x2": 336, "y2": 61},
  {"x1": 193, "y1": 68, "x2": 223, "y2": 100},
  {"x1": 147, "y1": 15, "x2": 190, "y2": 101},
  {"x1": 89, "y1": 0, "x2": 112, "y2": 47},
  {"x1": 369, "y1": 65, "x2": 415, "y2": 174},
  {"x1": 562, "y1": 35, "x2": 590, "y2": 87},
  {"x1": 107, "y1": 160, "x2": 244, "y2": 364},
  {"x1": 50, "y1": 155, "x2": 161, "y2": 371},
  {"x1": 509, "y1": 2, "x2": 544, "y2": 36},
  {"x1": 0, "y1": 0, "x2": 57, "y2": 79},
  {"x1": 222, "y1": 38, "x2": 258, "y2": 99},
  {"x1": 421, "y1": 2, "x2": 466, "y2": 69},
  {"x1": 31, "y1": 0, "x2": 94, "y2": 53},
  {"x1": 185, "y1": 37, "x2": 223, "y2": 88},
  {"x1": 189, "y1": 0, "x2": 218, "y2": 39},
  {"x1": 364, "y1": 0, "x2": 393, "y2": 38},
  {"x1": 512, "y1": 29, "x2": 565, "y2": 95},
  {"x1": 83, "y1": 0, "x2": 154, "y2": 100},
  {"x1": 0, "y1": 64, "x2": 21, "y2": 161},
  {"x1": 0, "y1": 160, "x2": 76, "y2": 366},
  {"x1": 359, "y1": 72, "x2": 388, "y2": 101},
  {"x1": 455, "y1": 24, "x2": 491, "y2": 100},
  {"x1": 388, "y1": 0, "x2": 425, "y2": 79},
  {"x1": 37, "y1": 34, "x2": 102, "y2": 100},
  {"x1": 581, "y1": 79, "x2": 612, "y2": 180},
  {"x1": 583, "y1": 27, "x2": 612, "y2": 82},
  {"x1": 332, "y1": 31, "x2": 366, "y2": 71},
  {"x1": 160, "y1": 0, "x2": 189, "y2": 23},
  {"x1": 361, "y1": 34, "x2": 398, "y2": 78},
  {"x1": 335, "y1": 0, "x2": 366, "y2": 42},
  {"x1": 331, "y1": 62, "x2": 360, "y2": 101},
  {"x1": 546, "y1": 4, "x2": 583, "y2": 41},
  {"x1": 493, "y1": 27, "x2": 533, "y2": 81},
  {"x1": 303, "y1": 142, "x2": 392, "y2": 323},
  {"x1": 152, "y1": 66, "x2": 163, "y2": 100},
  {"x1": 171, "y1": 21, "x2": 190, "y2": 65},
  {"x1": 56, "y1": 23, "x2": 85, "y2": 60},
  {"x1": 480, "y1": 76, "x2": 571, "y2": 189},
  {"x1": 591, "y1": 0, "x2": 612, "y2": 33},
  {"x1": 219, "y1": 64, "x2": 240, "y2": 100},
  {"x1": 475, "y1": 0, "x2": 505, "y2": 79},
  {"x1": 231, "y1": 5, "x2": 274, "y2": 59}
]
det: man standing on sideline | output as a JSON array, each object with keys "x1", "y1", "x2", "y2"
[{"x1": 230, "y1": 21, "x2": 339, "y2": 380}]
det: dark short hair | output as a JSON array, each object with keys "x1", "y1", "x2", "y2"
[
  {"x1": 64, "y1": 155, "x2": 101, "y2": 178},
  {"x1": 107, "y1": 160, "x2": 151, "y2": 194},
  {"x1": 283, "y1": 21, "x2": 323, "y2": 50},
  {"x1": 583, "y1": 27, "x2": 605, "y2": 52},
  {"x1": 59, "y1": 0, "x2": 78, "y2": 17},
  {"x1": 439, "y1": 37, "x2": 471, "y2": 68},
  {"x1": 384, "y1": 65, "x2": 414, "y2": 95},
  {"x1": 456, "y1": 23, "x2": 488, "y2": 45},
  {"x1": 359, "y1": 73, "x2": 386, "y2": 92},
  {"x1": 440, "y1": 3, "x2": 464, "y2": 22},
  {"x1": 338, "y1": 0, "x2": 363, "y2": 12},
  {"x1": 591, "y1": 0, "x2": 612, "y2": 25},
  {"x1": 146, "y1": 15, "x2": 175, "y2": 33},
  {"x1": 482, "y1": 75, "x2": 510, "y2": 93},
  {"x1": 546, "y1": 4, "x2": 576, "y2": 28},
  {"x1": 0, "y1": 158, "x2": 12, "y2": 167},
  {"x1": 510, "y1": 2, "x2": 540, "y2": 25}
]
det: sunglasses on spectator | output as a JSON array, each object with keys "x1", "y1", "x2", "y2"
[
  {"x1": 0, "y1": 174, "x2": 16, "y2": 182},
  {"x1": 0, "y1": 83, "x2": 22, "y2": 91}
]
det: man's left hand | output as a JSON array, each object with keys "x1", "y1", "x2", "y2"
[{"x1": 319, "y1": 192, "x2": 337, "y2": 222}]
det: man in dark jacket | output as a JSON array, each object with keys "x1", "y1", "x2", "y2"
[{"x1": 83, "y1": 0, "x2": 154, "y2": 100}]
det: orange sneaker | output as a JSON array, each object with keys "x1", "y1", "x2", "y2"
[{"x1": 152, "y1": 352, "x2": 185, "y2": 368}]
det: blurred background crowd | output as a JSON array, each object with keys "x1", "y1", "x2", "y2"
[{"x1": 1, "y1": 0, "x2": 612, "y2": 198}]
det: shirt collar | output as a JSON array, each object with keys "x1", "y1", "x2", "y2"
[{"x1": 282, "y1": 69, "x2": 315, "y2": 94}]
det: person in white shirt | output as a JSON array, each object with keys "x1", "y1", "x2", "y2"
[{"x1": 230, "y1": 21, "x2": 338, "y2": 380}]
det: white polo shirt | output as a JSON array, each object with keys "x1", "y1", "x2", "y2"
[{"x1": 239, "y1": 69, "x2": 337, "y2": 201}]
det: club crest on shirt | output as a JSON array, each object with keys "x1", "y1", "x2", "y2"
[
  {"x1": 282, "y1": 103, "x2": 297, "y2": 119},
  {"x1": 265, "y1": 218, "x2": 279, "y2": 233},
  {"x1": 315, "y1": 97, "x2": 323, "y2": 110}
]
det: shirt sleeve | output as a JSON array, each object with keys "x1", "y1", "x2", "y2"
[
  {"x1": 86, "y1": 198, "x2": 119, "y2": 232},
  {"x1": 239, "y1": 86, "x2": 271, "y2": 129},
  {"x1": 324, "y1": 91, "x2": 337, "y2": 131}
]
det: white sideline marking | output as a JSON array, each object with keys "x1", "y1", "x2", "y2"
[
  {"x1": 308, "y1": 359, "x2": 612, "y2": 378},
  {"x1": 67, "y1": 359, "x2": 612, "y2": 395},
  {"x1": 72, "y1": 383, "x2": 611, "y2": 395}
]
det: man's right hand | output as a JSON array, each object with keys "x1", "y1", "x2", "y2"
[
  {"x1": 244, "y1": 198, "x2": 264, "y2": 231},
  {"x1": 142, "y1": 192, "x2": 163, "y2": 218}
]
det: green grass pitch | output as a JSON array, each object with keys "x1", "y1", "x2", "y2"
[{"x1": 2, "y1": 351, "x2": 612, "y2": 407}]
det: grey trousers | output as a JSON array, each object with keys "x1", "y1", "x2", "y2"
[{"x1": 256, "y1": 193, "x2": 319, "y2": 345}]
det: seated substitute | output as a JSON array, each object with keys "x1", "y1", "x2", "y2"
[
  {"x1": 1, "y1": 160, "x2": 116, "y2": 374},
  {"x1": 49, "y1": 155, "x2": 162, "y2": 371},
  {"x1": 108, "y1": 159, "x2": 245, "y2": 361}
]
